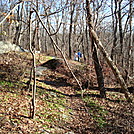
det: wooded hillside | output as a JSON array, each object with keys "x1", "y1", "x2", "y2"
[{"x1": 0, "y1": 0, "x2": 134, "y2": 133}]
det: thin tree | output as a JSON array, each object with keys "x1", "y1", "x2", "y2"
[
  {"x1": 29, "y1": 10, "x2": 37, "y2": 119},
  {"x1": 68, "y1": 1, "x2": 75, "y2": 59},
  {"x1": 111, "y1": 0, "x2": 118, "y2": 62},
  {"x1": 118, "y1": 0, "x2": 124, "y2": 66},
  {"x1": 127, "y1": 0, "x2": 133, "y2": 75}
]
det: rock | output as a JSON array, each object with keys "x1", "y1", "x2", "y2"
[
  {"x1": 40, "y1": 58, "x2": 64, "y2": 70},
  {"x1": 36, "y1": 66, "x2": 48, "y2": 76},
  {"x1": 0, "y1": 41, "x2": 23, "y2": 54}
]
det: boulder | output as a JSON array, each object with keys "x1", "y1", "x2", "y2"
[
  {"x1": 0, "y1": 41, "x2": 23, "y2": 54},
  {"x1": 40, "y1": 58, "x2": 64, "y2": 70}
]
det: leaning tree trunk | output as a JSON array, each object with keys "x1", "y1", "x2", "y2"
[{"x1": 86, "y1": 0, "x2": 132, "y2": 102}]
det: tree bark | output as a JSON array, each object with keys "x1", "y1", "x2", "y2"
[
  {"x1": 29, "y1": 11, "x2": 37, "y2": 119},
  {"x1": 91, "y1": 38, "x2": 106, "y2": 98},
  {"x1": 118, "y1": 0, "x2": 123, "y2": 66},
  {"x1": 127, "y1": 0, "x2": 133, "y2": 75},
  {"x1": 111, "y1": 0, "x2": 118, "y2": 62}
]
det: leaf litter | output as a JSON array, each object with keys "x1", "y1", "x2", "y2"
[{"x1": 0, "y1": 52, "x2": 133, "y2": 134}]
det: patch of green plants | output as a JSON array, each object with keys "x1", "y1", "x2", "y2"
[
  {"x1": 0, "y1": 80, "x2": 24, "y2": 91},
  {"x1": 36, "y1": 104, "x2": 66, "y2": 127},
  {"x1": 0, "y1": 80, "x2": 14, "y2": 87},
  {"x1": 35, "y1": 90, "x2": 70, "y2": 129},
  {"x1": 37, "y1": 81, "x2": 53, "y2": 90},
  {"x1": 83, "y1": 97, "x2": 108, "y2": 128}
]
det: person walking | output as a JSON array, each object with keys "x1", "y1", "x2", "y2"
[
  {"x1": 77, "y1": 49, "x2": 82, "y2": 62},
  {"x1": 74, "y1": 50, "x2": 78, "y2": 61}
]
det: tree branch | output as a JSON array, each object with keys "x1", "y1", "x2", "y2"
[
  {"x1": 0, "y1": 1, "x2": 23, "y2": 25},
  {"x1": 33, "y1": 8, "x2": 84, "y2": 97}
]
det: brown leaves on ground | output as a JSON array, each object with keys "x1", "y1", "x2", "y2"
[
  {"x1": 0, "y1": 52, "x2": 134, "y2": 133},
  {"x1": 0, "y1": 52, "x2": 32, "y2": 82}
]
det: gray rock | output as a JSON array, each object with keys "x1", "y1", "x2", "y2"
[
  {"x1": 0, "y1": 41, "x2": 23, "y2": 53},
  {"x1": 49, "y1": 91, "x2": 57, "y2": 97},
  {"x1": 36, "y1": 66, "x2": 48, "y2": 76}
]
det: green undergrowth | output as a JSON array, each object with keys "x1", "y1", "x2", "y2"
[
  {"x1": 83, "y1": 96, "x2": 109, "y2": 128},
  {"x1": 0, "y1": 78, "x2": 71, "y2": 133},
  {"x1": 36, "y1": 87, "x2": 70, "y2": 125},
  {"x1": 0, "y1": 80, "x2": 25, "y2": 93},
  {"x1": 0, "y1": 80, "x2": 14, "y2": 87}
]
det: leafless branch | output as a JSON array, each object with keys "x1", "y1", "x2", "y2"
[
  {"x1": 0, "y1": 1, "x2": 23, "y2": 25},
  {"x1": 33, "y1": 8, "x2": 84, "y2": 97}
]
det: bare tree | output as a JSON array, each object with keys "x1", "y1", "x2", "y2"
[
  {"x1": 86, "y1": 0, "x2": 106, "y2": 98},
  {"x1": 118, "y1": 0, "x2": 124, "y2": 66},
  {"x1": 127, "y1": 0, "x2": 133, "y2": 75},
  {"x1": 86, "y1": 0, "x2": 132, "y2": 102}
]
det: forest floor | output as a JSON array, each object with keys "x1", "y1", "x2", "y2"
[{"x1": 0, "y1": 52, "x2": 134, "y2": 134}]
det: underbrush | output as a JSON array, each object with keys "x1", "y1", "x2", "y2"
[{"x1": 0, "y1": 79, "x2": 72, "y2": 133}]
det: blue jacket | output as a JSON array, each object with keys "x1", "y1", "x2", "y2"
[{"x1": 77, "y1": 52, "x2": 82, "y2": 58}]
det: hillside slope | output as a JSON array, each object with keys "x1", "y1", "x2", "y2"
[{"x1": 0, "y1": 52, "x2": 133, "y2": 134}]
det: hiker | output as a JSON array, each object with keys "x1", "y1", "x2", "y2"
[
  {"x1": 74, "y1": 50, "x2": 78, "y2": 61},
  {"x1": 77, "y1": 49, "x2": 82, "y2": 62}
]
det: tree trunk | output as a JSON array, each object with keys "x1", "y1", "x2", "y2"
[
  {"x1": 118, "y1": 0, "x2": 123, "y2": 66},
  {"x1": 36, "y1": 0, "x2": 41, "y2": 51},
  {"x1": 13, "y1": 5, "x2": 20, "y2": 45},
  {"x1": 68, "y1": 2, "x2": 75, "y2": 59},
  {"x1": 127, "y1": 0, "x2": 133, "y2": 75},
  {"x1": 91, "y1": 38, "x2": 106, "y2": 98},
  {"x1": 86, "y1": 0, "x2": 132, "y2": 102},
  {"x1": 111, "y1": 0, "x2": 118, "y2": 62},
  {"x1": 29, "y1": 11, "x2": 36, "y2": 119},
  {"x1": 85, "y1": 25, "x2": 90, "y2": 63}
]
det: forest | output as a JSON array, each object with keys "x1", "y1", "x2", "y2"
[{"x1": 0, "y1": 0, "x2": 134, "y2": 133}]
